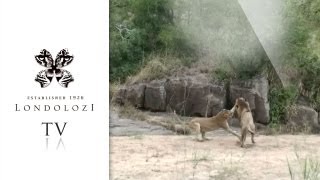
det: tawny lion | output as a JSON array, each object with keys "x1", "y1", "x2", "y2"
[
  {"x1": 233, "y1": 97, "x2": 255, "y2": 147},
  {"x1": 189, "y1": 109, "x2": 240, "y2": 141}
]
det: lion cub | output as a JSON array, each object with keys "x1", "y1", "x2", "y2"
[
  {"x1": 189, "y1": 109, "x2": 240, "y2": 142},
  {"x1": 233, "y1": 97, "x2": 256, "y2": 147}
]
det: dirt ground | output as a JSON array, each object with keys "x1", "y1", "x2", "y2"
[{"x1": 110, "y1": 133, "x2": 320, "y2": 180}]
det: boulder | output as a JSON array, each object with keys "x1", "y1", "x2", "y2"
[
  {"x1": 164, "y1": 78, "x2": 188, "y2": 114},
  {"x1": 185, "y1": 82, "x2": 226, "y2": 117},
  {"x1": 228, "y1": 118, "x2": 240, "y2": 127},
  {"x1": 144, "y1": 80, "x2": 166, "y2": 111},
  {"x1": 113, "y1": 86, "x2": 127, "y2": 105},
  {"x1": 113, "y1": 84, "x2": 146, "y2": 108},
  {"x1": 287, "y1": 105, "x2": 319, "y2": 130},
  {"x1": 126, "y1": 84, "x2": 146, "y2": 108},
  {"x1": 164, "y1": 77, "x2": 226, "y2": 117},
  {"x1": 230, "y1": 76, "x2": 270, "y2": 124}
]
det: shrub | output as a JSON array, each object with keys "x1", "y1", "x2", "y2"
[
  {"x1": 283, "y1": 0, "x2": 320, "y2": 111},
  {"x1": 128, "y1": 55, "x2": 182, "y2": 83},
  {"x1": 268, "y1": 85, "x2": 298, "y2": 127},
  {"x1": 110, "y1": 0, "x2": 197, "y2": 82},
  {"x1": 212, "y1": 56, "x2": 269, "y2": 82}
]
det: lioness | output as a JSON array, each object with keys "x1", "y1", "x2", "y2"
[
  {"x1": 189, "y1": 109, "x2": 240, "y2": 141},
  {"x1": 233, "y1": 97, "x2": 255, "y2": 147}
]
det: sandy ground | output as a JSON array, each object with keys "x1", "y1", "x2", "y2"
[{"x1": 110, "y1": 134, "x2": 320, "y2": 180}]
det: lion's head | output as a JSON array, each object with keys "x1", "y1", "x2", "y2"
[
  {"x1": 234, "y1": 97, "x2": 251, "y2": 117},
  {"x1": 216, "y1": 109, "x2": 233, "y2": 119}
]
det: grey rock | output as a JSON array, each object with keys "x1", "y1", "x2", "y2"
[
  {"x1": 109, "y1": 111, "x2": 173, "y2": 136},
  {"x1": 255, "y1": 123, "x2": 267, "y2": 131},
  {"x1": 113, "y1": 84, "x2": 146, "y2": 108},
  {"x1": 228, "y1": 118, "x2": 240, "y2": 127},
  {"x1": 126, "y1": 84, "x2": 146, "y2": 108},
  {"x1": 230, "y1": 76, "x2": 270, "y2": 124},
  {"x1": 144, "y1": 80, "x2": 167, "y2": 111},
  {"x1": 287, "y1": 105, "x2": 319, "y2": 129},
  {"x1": 164, "y1": 77, "x2": 226, "y2": 117},
  {"x1": 165, "y1": 78, "x2": 188, "y2": 114},
  {"x1": 185, "y1": 82, "x2": 226, "y2": 117},
  {"x1": 113, "y1": 86, "x2": 127, "y2": 105}
]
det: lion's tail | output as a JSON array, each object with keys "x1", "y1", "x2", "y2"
[
  {"x1": 248, "y1": 128, "x2": 255, "y2": 134},
  {"x1": 148, "y1": 120, "x2": 191, "y2": 135}
]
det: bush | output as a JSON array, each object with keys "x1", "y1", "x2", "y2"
[
  {"x1": 283, "y1": 0, "x2": 320, "y2": 111},
  {"x1": 212, "y1": 56, "x2": 269, "y2": 82},
  {"x1": 128, "y1": 55, "x2": 182, "y2": 83},
  {"x1": 110, "y1": 0, "x2": 197, "y2": 82},
  {"x1": 268, "y1": 85, "x2": 298, "y2": 127}
]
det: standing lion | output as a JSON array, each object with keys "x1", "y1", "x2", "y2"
[{"x1": 233, "y1": 97, "x2": 255, "y2": 147}]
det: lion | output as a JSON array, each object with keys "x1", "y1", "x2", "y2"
[
  {"x1": 188, "y1": 108, "x2": 240, "y2": 142},
  {"x1": 233, "y1": 97, "x2": 255, "y2": 147}
]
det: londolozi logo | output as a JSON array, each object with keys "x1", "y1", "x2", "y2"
[{"x1": 35, "y1": 49, "x2": 74, "y2": 88}]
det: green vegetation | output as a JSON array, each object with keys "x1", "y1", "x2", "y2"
[
  {"x1": 266, "y1": 0, "x2": 320, "y2": 126},
  {"x1": 110, "y1": 0, "x2": 196, "y2": 82},
  {"x1": 212, "y1": 56, "x2": 269, "y2": 82},
  {"x1": 284, "y1": 0, "x2": 320, "y2": 111},
  {"x1": 110, "y1": 0, "x2": 269, "y2": 83},
  {"x1": 268, "y1": 86, "x2": 299, "y2": 127}
]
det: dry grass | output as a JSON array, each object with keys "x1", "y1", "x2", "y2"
[
  {"x1": 127, "y1": 55, "x2": 182, "y2": 84},
  {"x1": 287, "y1": 151, "x2": 320, "y2": 180},
  {"x1": 116, "y1": 104, "x2": 147, "y2": 121},
  {"x1": 110, "y1": 81, "x2": 121, "y2": 102},
  {"x1": 146, "y1": 111, "x2": 192, "y2": 135}
]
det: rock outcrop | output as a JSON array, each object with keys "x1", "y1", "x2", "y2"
[
  {"x1": 165, "y1": 77, "x2": 226, "y2": 117},
  {"x1": 286, "y1": 105, "x2": 319, "y2": 131},
  {"x1": 114, "y1": 84, "x2": 146, "y2": 108},
  {"x1": 230, "y1": 76, "x2": 270, "y2": 124},
  {"x1": 112, "y1": 75, "x2": 320, "y2": 131},
  {"x1": 114, "y1": 76, "x2": 269, "y2": 123},
  {"x1": 144, "y1": 80, "x2": 166, "y2": 111},
  {"x1": 184, "y1": 82, "x2": 225, "y2": 117},
  {"x1": 164, "y1": 78, "x2": 188, "y2": 114},
  {"x1": 115, "y1": 76, "x2": 227, "y2": 117}
]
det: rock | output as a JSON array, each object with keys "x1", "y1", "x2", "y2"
[
  {"x1": 144, "y1": 80, "x2": 166, "y2": 111},
  {"x1": 109, "y1": 110, "x2": 173, "y2": 136},
  {"x1": 165, "y1": 77, "x2": 226, "y2": 117},
  {"x1": 230, "y1": 76, "x2": 270, "y2": 124},
  {"x1": 164, "y1": 78, "x2": 188, "y2": 114},
  {"x1": 287, "y1": 105, "x2": 319, "y2": 130},
  {"x1": 113, "y1": 86, "x2": 127, "y2": 105},
  {"x1": 228, "y1": 118, "x2": 240, "y2": 127},
  {"x1": 255, "y1": 123, "x2": 267, "y2": 131},
  {"x1": 126, "y1": 84, "x2": 146, "y2": 108},
  {"x1": 113, "y1": 84, "x2": 146, "y2": 108},
  {"x1": 185, "y1": 82, "x2": 226, "y2": 117}
]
